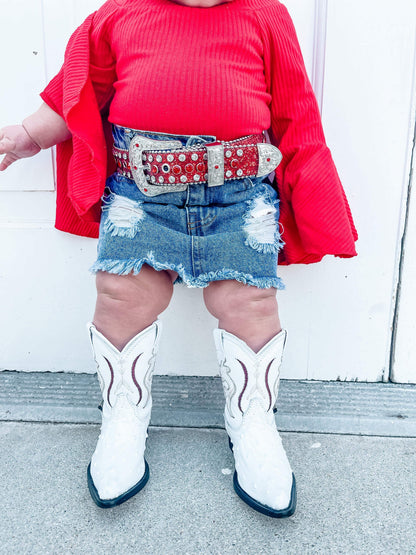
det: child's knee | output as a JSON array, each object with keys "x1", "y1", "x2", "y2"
[
  {"x1": 204, "y1": 280, "x2": 277, "y2": 321},
  {"x1": 95, "y1": 267, "x2": 174, "y2": 314}
]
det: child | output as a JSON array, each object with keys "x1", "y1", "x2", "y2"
[{"x1": 0, "y1": 0, "x2": 357, "y2": 517}]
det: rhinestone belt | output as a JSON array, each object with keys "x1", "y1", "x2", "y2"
[{"x1": 112, "y1": 132, "x2": 283, "y2": 197}]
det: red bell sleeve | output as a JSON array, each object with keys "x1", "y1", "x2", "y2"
[
  {"x1": 40, "y1": 2, "x2": 118, "y2": 237},
  {"x1": 257, "y1": 1, "x2": 358, "y2": 265}
]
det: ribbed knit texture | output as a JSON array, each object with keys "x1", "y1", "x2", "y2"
[{"x1": 41, "y1": 0, "x2": 358, "y2": 265}]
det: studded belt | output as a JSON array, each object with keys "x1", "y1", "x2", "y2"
[{"x1": 113, "y1": 132, "x2": 282, "y2": 197}]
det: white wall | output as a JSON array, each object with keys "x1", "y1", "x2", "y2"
[{"x1": 0, "y1": 0, "x2": 415, "y2": 381}]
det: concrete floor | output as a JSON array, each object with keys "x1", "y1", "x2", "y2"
[{"x1": 1, "y1": 422, "x2": 415, "y2": 554}]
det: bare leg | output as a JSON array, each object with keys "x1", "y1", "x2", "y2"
[
  {"x1": 203, "y1": 280, "x2": 281, "y2": 352},
  {"x1": 93, "y1": 264, "x2": 178, "y2": 350}
]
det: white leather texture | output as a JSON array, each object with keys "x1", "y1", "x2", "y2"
[
  {"x1": 87, "y1": 321, "x2": 161, "y2": 500},
  {"x1": 214, "y1": 328, "x2": 293, "y2": 511}
]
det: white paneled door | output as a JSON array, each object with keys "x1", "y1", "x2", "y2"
[{"x1": 0, "y1": 0, "x2": 415, "y2": 381}]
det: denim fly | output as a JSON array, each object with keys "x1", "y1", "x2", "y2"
[{"x1": 90, "y1": 125, "x2": 286, "y2": 289}]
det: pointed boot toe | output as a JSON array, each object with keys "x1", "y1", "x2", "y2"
[{"x1": 87, "y1": 460, "x2": 150, "y2": 508}]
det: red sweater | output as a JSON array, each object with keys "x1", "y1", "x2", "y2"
[{"x1": 41, "y1": 0, "x2": 358, "y2": 265}]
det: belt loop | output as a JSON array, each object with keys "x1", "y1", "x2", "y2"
[{"x1": 206, "y1": 142, "x2": 224, "y2": 187}]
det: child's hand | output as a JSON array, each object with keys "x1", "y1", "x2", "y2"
[{"x1": 0, "y1": 125, "x2": 41, "y2": 171}]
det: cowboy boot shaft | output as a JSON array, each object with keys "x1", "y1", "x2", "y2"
[
  {"x1": 88, "y1": 322, "x2": 162, "y2": 418},
  {"x1": 214, "y1": 329, "x2": 287, "y2": 428}
]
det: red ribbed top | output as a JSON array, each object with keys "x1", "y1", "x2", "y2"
[{"x1": 41, "y1": 0, "x2": 358, "y2": 265}]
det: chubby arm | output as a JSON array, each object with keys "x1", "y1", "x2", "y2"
[{"x1": 0, "y1": 102, "x2": 71, "y2": 171}]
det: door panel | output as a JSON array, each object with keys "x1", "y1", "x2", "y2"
[{"x1": 0, "y1": 0, "x2": 415, "y2": 380}]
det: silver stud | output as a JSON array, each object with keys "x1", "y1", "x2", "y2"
[
  {"x1": 179, "y1": 154, "x2": 186, "y2": 162},
  {"x1": 169, "y1": 176, "x2": 176, "y2": 183},
  {"x1": 225, "y1": 150, "x2": 232, "y2": 158},
  {"x1": 236, "y1": 169, "x2": 243, "y2": 176},
  {"x1": 123, "y1": 153, "x2": 127, "y2": 160},
  {"x1": 226, "y1": 170, "x2": 232, "y2": 178},
  {"x1": 158, "y1": 176, "x2": 164, "y2": 183},
  {"x1": 204, "y1": 173, "x2": 209, "y2": 181},
  {"x1": 191, "y1": 153, "x2": 198, "y2": 161},
  {"x1": 147, "y1": 154, "x2": 153, "y2": 162},
  {"x1": 203, "y1": 153, "x2": 208, "y2": 160},
  {"x1": 142, "y1": 154, "x2": 147, "y2": 161},
  {"x1": 150, "y1": 176, "x2": 156, "y2": 183},
  {"x1": 156, "y1": 155, "x2": 162, "y2": 163},
  {"x1": 237, "y1": 149, "x2": 243, "y2": 157},
  {"x1": 193, "y1": 174, "x2": 200, "y2": 181},
  {"x1": 180, "y1": 175, "x2": 187, "y2": 183},
  {"x1": 167, "y1": 154, "x2": 174, "y2": 162}
]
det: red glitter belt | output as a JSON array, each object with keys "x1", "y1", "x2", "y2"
[{"x1": 112, "y1": 132, "x2": 282, "y2": 197}]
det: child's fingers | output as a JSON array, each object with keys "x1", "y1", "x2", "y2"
[
  {"x1": 0, "y1": 136, "x2": 16, "y2": 154},
  {"x1": 0, "y1": 153, "x2": 18, "y2": 171}
]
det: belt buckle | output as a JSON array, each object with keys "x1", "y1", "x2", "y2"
[{"x1": 129, "y1": 134, "x2": 184, "y2": 196}]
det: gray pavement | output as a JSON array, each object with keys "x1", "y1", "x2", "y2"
[{"x1": 1, "y1": 422, "x2": 415, "y2": 554}]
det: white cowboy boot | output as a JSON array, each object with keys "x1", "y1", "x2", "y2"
[
  {"x1": 86, "y1": 321, "x2": 162, "y2": 508},
  {"x1": 214, "y1": 328, "x2": 296, "y2": 518}
]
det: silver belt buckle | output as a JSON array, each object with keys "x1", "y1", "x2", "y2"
[{"x1": 129, "y1": 134, "x2": 184, "y2": 196}]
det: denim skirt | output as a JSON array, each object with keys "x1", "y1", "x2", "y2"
[{"x1": 90, "y1": 126, "x2": 286, "y2": 290}]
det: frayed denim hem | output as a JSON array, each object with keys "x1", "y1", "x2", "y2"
[{"x1": 90, "y1": 256, "x2": 286, "y2": 290}]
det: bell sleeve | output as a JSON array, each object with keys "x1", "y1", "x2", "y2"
[
  {"x1": 40, "y1": 3, "x2": 118, "y2": 237},
  {"x1": 257, "y1": 1, "x2": 358, "y2": 265}
]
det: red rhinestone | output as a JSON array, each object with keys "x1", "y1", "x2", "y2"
[
  {"x1": 172, "y1": 165, "x2": 182, "y2": 175},
  {"x1": 144, "y1": 188, "x2": 148, "y2": 192},
  {"x1": 185, "y1": 163, "x2": 194, "y2": 173},
  {"x1": 214, "y1": 165, "x2": 219, "y2": 170},
  {"x1": 135, "y1": 143, "x2": 140, "y2": 147},
  {"x1": 151, "y1": 165, "x2": 159, "y2": 174},
  {"x1": 230, "y1": 159, "x2": 238, "y2": 168},
  {"x1": 196, "y1": 162, "x2": 205, "y2": 172},
  {"x1": 267, "y1": 158, "x2": 271, "y2": 162},
  {"x1": 133, "y1": 166, "x2": 137, "y2": 170}
]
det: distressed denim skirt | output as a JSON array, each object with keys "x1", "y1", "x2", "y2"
[{"x1": 90, "y1": 126, "x2": 286, "y2": 290}]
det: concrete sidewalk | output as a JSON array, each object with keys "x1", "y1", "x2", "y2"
[{"x1": 1, "y1": 421, "x2": 415, "y2": 554}]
